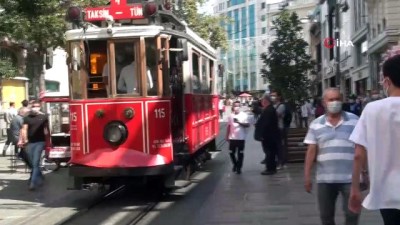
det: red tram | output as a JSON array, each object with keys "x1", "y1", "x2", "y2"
[{"x1": 64, "y1": 0, "x2": 219, "y2": 190}]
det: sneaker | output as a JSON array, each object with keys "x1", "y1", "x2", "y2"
[
  {"x1": 236, "y1": 169, "x2": 242, "y2": 174},
  {"x1": 28, "y1": 183, "x2": 35, "y2": 191}
]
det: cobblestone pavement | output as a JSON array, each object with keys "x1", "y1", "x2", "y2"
[{"x1": 142, "y1": 126, "x2": 383, "y2": 225}]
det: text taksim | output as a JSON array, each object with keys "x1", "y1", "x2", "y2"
[{"x1": 87, "y1": 9, "x2": 110, "y2": 19}]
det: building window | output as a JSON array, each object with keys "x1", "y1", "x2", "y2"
[
  {"x1": 261, "y1": 15, "x2": 266, "y2": 21},
  {"x1": 261, "y1": 2, "x2": 266, "y2": 9},
  {"x1": 383, "y1": 18, "x2": 386, "y2": 30},
  {"x1": 262, "y1": 27, "x2": 266, "y2": 34},
  {"x1": 227, "y1": 0, "x2": 231, "y2": 8}
]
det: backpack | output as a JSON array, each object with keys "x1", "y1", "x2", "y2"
[{"x1": 279, "y1": 103, "x2": 292, "y2": 127}]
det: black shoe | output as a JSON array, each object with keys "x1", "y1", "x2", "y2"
[
  {"x1": 236, "y1": 169, "x2": 241, "y2": 174},
  {"x1": 2, "y1": 150, "x2": 5, "y2": 157},
  {"x1": 260, "y1": 159, "x2": 266, "y2": 164},
  {"x1": 232, "y1": 165, "x2": 237, "y2": 172},
  {"x1": 261, "y1": 170, "x2": 277, "y2": 175}
]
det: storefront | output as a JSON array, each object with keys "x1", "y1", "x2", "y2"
[{"x1": 1, "y1": 76, "x2": 29, "y2": 109}]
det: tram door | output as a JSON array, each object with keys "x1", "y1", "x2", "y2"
[{"x1": 169, "y1": 37, "x2": 186, "y2": 150}]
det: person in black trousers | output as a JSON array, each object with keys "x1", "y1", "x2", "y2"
[{"x1": 254, "y1": 94, "x2": 281, "y2": 175}]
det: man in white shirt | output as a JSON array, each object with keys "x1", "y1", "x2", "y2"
[
  {"x1": 2, "y1": 102, "x2": 18, "y2": 156},
  {"x1": 218, "y1": 99, "x2": 225, "y2": 120},
  {"x1": 225, "y1": 101, "x2": 250, "y2": 174},
  {"x1": 348, "y1": 54, "x2": 400, "y2": 225},
  {"x1": 300, "y1": 100, "x2": 312, "y2": 128}
]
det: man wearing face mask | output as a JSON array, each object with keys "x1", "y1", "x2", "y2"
[
  {"x1": 348, "y1": 54, "x2": 400, "y2": 225},
  {"x1": 254, "y1": 94, "x2": 280, "y2": 175},
  {"x1": 18, "y1": 100, "x2": 50, "y2": 191},
  {"x1": 225, "y1": 101, "x2": 250, "y2": 174},
  {"x1": 270, "y1": 91, "x2": 288, "y2": 169},
  {"x1": 303, "y1": 88, "x2": 360, "y2": 225}
]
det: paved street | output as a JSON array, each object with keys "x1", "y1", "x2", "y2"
[
  {"x1": 0, "y1": 110, "x2": 384, "y2": 225},
  {"x1": 139, "y1": 126, "x2": 383, "y2": 225}
]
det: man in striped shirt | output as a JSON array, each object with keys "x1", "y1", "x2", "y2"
[{"x1": 303, "y1": 88, "x2": 360, "y2": 225}]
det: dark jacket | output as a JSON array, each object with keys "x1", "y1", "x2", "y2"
[{"x1": 254, "y1": 104, "x2": 280, "y2": 146}]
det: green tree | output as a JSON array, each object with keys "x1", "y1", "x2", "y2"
[
  {"x1": 173, "y1": 0, "x2": 228, "y2": 50},
  {"x1": 260, "y1": 10, "x2": 314, "y2": 103},
  {"x1": 0, "y1": 0, "x2": 107, "y2": 97}
]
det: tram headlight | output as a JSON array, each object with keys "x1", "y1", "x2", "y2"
[{"x1": 103, "y1": 121, "x2": 128, "y2": 146}]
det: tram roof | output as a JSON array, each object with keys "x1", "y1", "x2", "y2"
[{"x1": 65, "y1": 24, "x2": 217, "y2": 58}]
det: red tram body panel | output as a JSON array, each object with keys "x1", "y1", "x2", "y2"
[
  {"x1": 185, "y1": 94, "x2": 219, "y2": 153},
  {"x1": 69, "y1": 99, "x2": 173, "y2": 168}
]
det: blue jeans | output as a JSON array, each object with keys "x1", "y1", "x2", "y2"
[{"x1": 27, "y1": 142, "x2": 45, "y2": 187}]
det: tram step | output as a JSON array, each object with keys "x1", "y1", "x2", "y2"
[
  {"x1": 172, "y1": 180, "x2": 192, "y2": 189},
  {"x1": 287, "y1": 136, "x2": 305, "y2": 142},
  {"x1": 287, "y1": 142, "x2": 306, "y2": 147},
  {"x1": 287, "y1": 151, "x2": 306, "y2": 163}
]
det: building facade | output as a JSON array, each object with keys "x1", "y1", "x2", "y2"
[
  {"x1": 350, "y1": 0, "x2": 369, "y2": 96},
  {"x1": 213, "y1": 0, "x2": 267, "y2": 94},
  {"x1": 366, "y1": 0, "x2": 400, "y2": 94},
  {"x1": 213, "y1": 0, "x2": 317, "y2": 95},
  {"x1": 308, "y1": 0, "x2": 400, "y2": 98}
]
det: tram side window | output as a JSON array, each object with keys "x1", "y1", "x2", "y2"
[
  {"x1": 201, "y1": 57, "x2": 210, "y2": 93},
  {"x1": 115, "y1": 42, "x2": 140, "y2": 95},
  {"x1": 145, "y1": 38, "x2": 158, "y2": 96},
  {"x1": 70, "y1": 42, "x2": 85, "y2": 99},
  {"x1": 209, "y1": 60, "x2": 215, "y2": 94},
  {"x1": 192, "y1": 53, "x2": 201, "y2": 93}
]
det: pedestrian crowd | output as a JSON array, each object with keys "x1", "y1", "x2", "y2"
[
  {"x1": 223, "y1": 54, "x2": 400, "y2": 225},
  {"x1": 2, "y1": 99, "x2": 49, "y2": 191}
]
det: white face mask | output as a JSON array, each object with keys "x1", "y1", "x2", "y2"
[
  {"x1": 233, "y1": 106, "x2": 240, "y2": 113},
  {"x1": 270, "y1": 96, "x2": 277, "y2": 102},
  {"x1": 327, "y1": 101, "x2": 342, "y2": 114},
  {"x1": 383, "y1": 78, "x2": 391, "y2": 97},
  {"x1": 31, "y1": 107, "x2": 41, "y2": 114}
]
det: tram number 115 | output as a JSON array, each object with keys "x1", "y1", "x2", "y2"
[{"x1": 154, "y1": 108, "x2": 166, "y2": 119}]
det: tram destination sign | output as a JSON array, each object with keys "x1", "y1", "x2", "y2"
[{"x1": 85, "y1": 0, "x2": 144, "y2": 21}]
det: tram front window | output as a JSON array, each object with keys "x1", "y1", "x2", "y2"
[{"x1": 116, "y1": 42, "x2": 140, "y2": 94}]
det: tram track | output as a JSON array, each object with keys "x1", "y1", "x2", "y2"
[
  {"x1": 57, "y1": 184, "x2": 128, "y2": 225},
  {"x1": 57, "y1": 184, "x2": 167, "y2": 225},
  {"x1": 58, "y1": 124, "x2": 227, "y2": 225}
]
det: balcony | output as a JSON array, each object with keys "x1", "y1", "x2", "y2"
[{"x1": 368, "y1": 28, "x2": 400, "y2": 54}]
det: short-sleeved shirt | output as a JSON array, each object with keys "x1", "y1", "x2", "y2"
[
  {"x1": 349, "y1": 97, "x2": 400, "y2": 210},
  {"x1": 303, "y1": 112, "x2": 359, "y2": 183},
  {"x1": 227, "y1": 111, "x2": 250, "y2": 140},
  {"x1": 10, "y1": 115, "x2": 23, "y2": 143},
  {"x1": 4, "y1": 107, "x2": 17, "y2": 127},
  {"x1": 23, "y1": 113, "x2": 48, "y2": 143}
]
